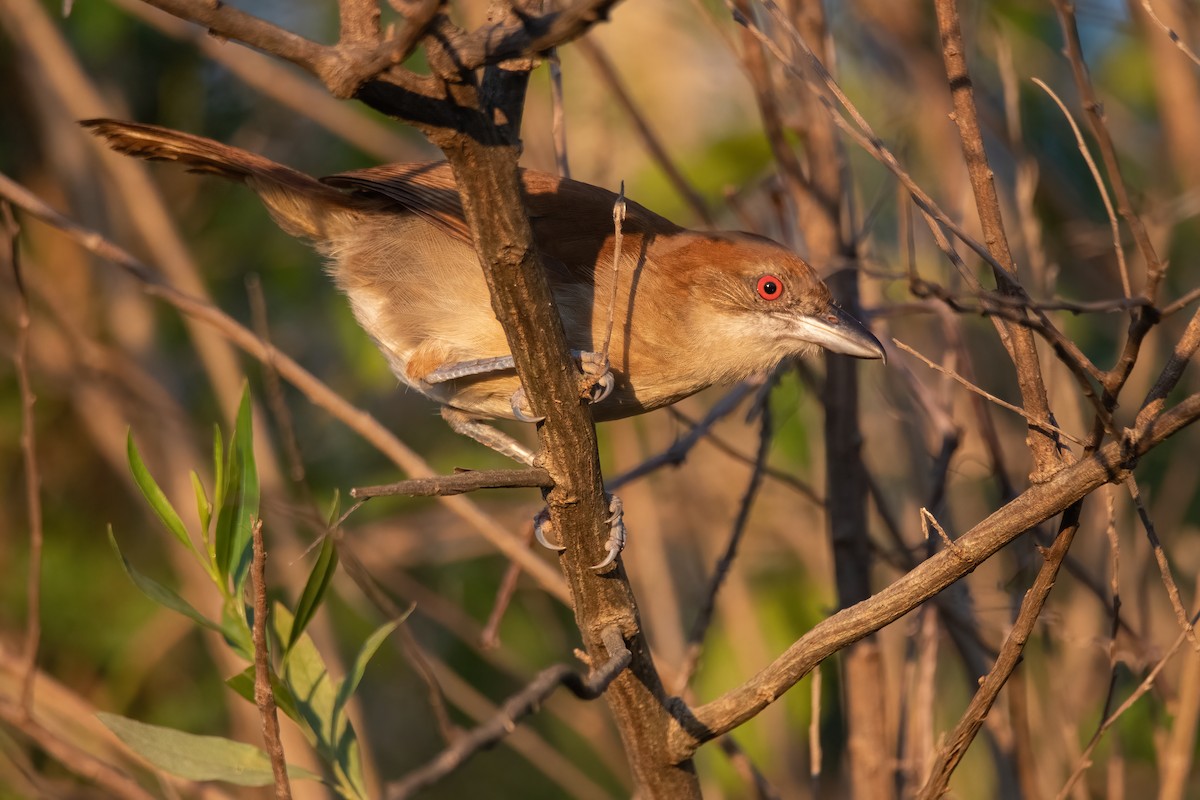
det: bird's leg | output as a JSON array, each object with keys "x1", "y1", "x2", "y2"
[
  {"x1": 433, "y1": 361, "x2": 623, "y2": 567},
  {"x1": 439, "y1": 407, "x2": 536, "y2": 466},
  {"x1": 425, "y1": 352, "x2": 614, "y2": 422}
]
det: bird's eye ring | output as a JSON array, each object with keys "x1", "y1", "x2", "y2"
[{"x1": 757, "y1": 275, "x2": 783, "y2": 300}]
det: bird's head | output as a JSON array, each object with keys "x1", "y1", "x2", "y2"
[{"x1": 666, "y1": 233, "x2": 885, "y2": 374}]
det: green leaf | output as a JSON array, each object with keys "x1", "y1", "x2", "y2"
[
  {"x1": 288, "y1": 533, "x2": 339, "y2": 657},
  {"x1": 109, "y1": 527, "x2": 222, "y2": 635},
  {"x1": 273, "y1": 604, "x2": 367, "y2": 799},
  {"x1": 331, "y1": 614, "x2": 407, "y2": 735},
  {"x1": 226, "y1": 666, "x2": 303, "y2": 726},
  {"x1": 97, "y1": 713, "x2": 318, "y2": 786},
  {"x1": 214, "y1": 387, "x2": 259, "y2": 591},
  {"x1": 220, "y1": 597, "x2": 254, "y2": 662},
  {"x1": 190, "y1": 470, "x2": 212, "y2": 544},
  {"x1": 127, "y1": 431, "x2": 196, "y2": 558}
]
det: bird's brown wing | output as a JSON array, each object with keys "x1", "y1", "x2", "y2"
[{"x1": 323, "y1": 162, "x2": 682, "y2": 279}]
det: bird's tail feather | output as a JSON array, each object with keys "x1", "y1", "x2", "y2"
[{"x1": 81, "y1": 119, "x2": 357, "y2": 242}]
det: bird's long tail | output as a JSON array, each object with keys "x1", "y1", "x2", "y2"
[{"x1": 81, "y1": 119, "x2": 358, "y2": 242}]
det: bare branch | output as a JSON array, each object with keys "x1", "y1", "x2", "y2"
[{"x1": 352, "y1": 468, "x2": 554, "y2": 499}]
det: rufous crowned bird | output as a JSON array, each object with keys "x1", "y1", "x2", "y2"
[{"x1": 83, "y1": 119, "x2": 885, "y2": 567}]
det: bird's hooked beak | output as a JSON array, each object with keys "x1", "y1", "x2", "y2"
[{"x1": 790, "y1": 304, "x2": 886, "y2": 361}]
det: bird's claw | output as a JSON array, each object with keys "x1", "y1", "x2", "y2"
[
  {"x1": 531, "y1": 496, "x2": 626, "y2": 568},
  {"x1": 579, "y1": 352, "x2": 615, "y2": 405},
  {"x1": 510, "y1": 387, "x2": 546, "y2": 423},
  {"x1": 533, "y1": 508, "x2": 564, "y2": 551},
  {"x1": 591, "y1": 495, "x2": 626, "y2": 570}
]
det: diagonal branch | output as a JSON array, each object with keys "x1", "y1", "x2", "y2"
[{"x1": 667, "y1": 392, "x2": 1200, "y2": 761}]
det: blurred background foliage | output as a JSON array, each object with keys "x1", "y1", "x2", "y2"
[{"x1": 1, "y1": 0, "x2": 1200, "y2": 797}]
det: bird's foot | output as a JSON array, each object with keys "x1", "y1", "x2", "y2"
[
  {"x1": 531, "y1": 495, "x2": 626, "y2": 570},
  {"x1": 510, "y1": 387, "x2": 545, "y2": 423},
  {"x1": 593, "y1": 494, "x2": 626, "y2": 570},
  {"x1": 533, "y1": 507, "x2": 563, "y2": 551},
  {"x1": 578, "y1": 351, "x2": 615, "y2": 405}
]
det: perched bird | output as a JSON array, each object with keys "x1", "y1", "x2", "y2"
[{"x1": 83, "y1": 119, "x2": 884, "y2": 566}]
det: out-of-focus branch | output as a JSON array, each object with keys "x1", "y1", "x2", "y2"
[
  {"x1": 933, "y1": 0, "x2": 1060, "y2": 480},
  {"x1": 668, "y1": 392, "x2": 1200, "y2": 760},
  {"x1": 386, "y1": 625, "x2": 631, "y2": 798},
  {"x1": 917, "y1": 502, "x2": 1082, "y2": 797}
]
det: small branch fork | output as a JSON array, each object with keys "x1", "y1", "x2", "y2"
[{"x1": 386, "y1": 625, "x2": 631, "y2": 799}]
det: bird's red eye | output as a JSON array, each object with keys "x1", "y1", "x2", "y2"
[{"x1": 757, "y1": 275, "x2": 783, "y2": 300}]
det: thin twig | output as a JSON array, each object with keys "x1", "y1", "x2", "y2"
[
  {"x1": 1057, "y1": 598, "x2": 1200, "y2": 798},
  {"x1": 608, "y1": 382, "x2": 756, "y2": 491},
  {"x1": 250, "y1": 519, "x2": 292, "y2": 799},
  {"x1": 676, "y1": 394, "x2": 773, "y2": 690},
  {"x1": 893, "y1": 339, "x2": 1084, "y2": 446},
  {"x1": 1126, "y1": 477, "x2": 1198, "y2": 649},
  {"x1": 1139, "y1": 0, "x2": 1200, "y2": 69},
  {"x1": 386, "y1": 626, "x2": 631, "y2": 799},
  {"x1": 919, "y1": 502, "x2": 1083, "y2": 798},
  {"x1": 548, "y1": 50, "x2": 570, "y2": 179},
  {"x1": 3, "y1": 203, "x2": 42, "y2": 716},
  {"x1": 480, "y1": 522, "x2": 536, "y2": 649},
  {"x1": 352, "y1": 468, "x2": 553, "y2": 499},
  {"x1": 598, "y1": 183, "x2": 626, "y2": 368},
  {"x1": 1032, "y1": 77, "x2": 1130, "y2": 297}
]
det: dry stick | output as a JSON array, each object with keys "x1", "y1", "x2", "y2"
[
  {"x1": 667, "y1": 393, "x2": 1200, "y2": 760},
  {"x1": 717, "y1": 736, "x2": 782, "y2": 800},
  {"x1": 676, "y1": 394, "x2": 773, "y2": 691},
  {"x1": 0, "y1": 172, "x2": 570, "y2": 602},
  {"x1": 3, "y1": 204, "x2": 41, "y2": 716},
  {"x1": 918, "y1": 502, "x2": 1083, "y2": 799},
  {"x1": 667, "y1": 406, "x2": 824, "y2": 505},
  {"x1": 548, "y1": 50, "x2": 570, "y2": 179},
  {"x1": 1051, "y1": 0, "x2": 1167, "y2": 406},
  {"x1": 1057, "y1": 599, "x2": 1200, "y2": 798},
  {"x1": 111, "y1": 0, "x2": 424, "y2": 163},
  {"x1": 336, "y1": 545, "x2": 460, "y2": 750},
  {"x1": 575, "y1": 37, "x2": 712, "y2": 225},
  {"x1": 386, "y1": 625, "x2": 631, "y2": 799},
  {"x1": 933, "y1": 0, "x2": 1060, "y2": 479},
  {"x1": 1032, "y1": 77, "x2": 1131, "y2": 298},
  {"x1": 1139, "y1": 1, "x2": 1200, "y2": 81},
  {"x1": 1093, "y1": 487, "x2": 1124, "y2": 740},
  {"x1": 352, "y1": 468, "x2": 553, "y2": 498},
  {"x1": 598, "y1": 184, "x2": 626, "y2": 368},
  {"x1": 808, "y1": 665, "x2": 822, "y2": 785},
  {"x1": 893, "y1": 338, "x2": 1085, "y2": 446},
  {"x1": 479, "y1": 521, "x2": 536, "y2": 649},
  {"x1": 608, "y1": 382, "x2": 756, "y2": 491},
  {"x1": 1126, "y1": 477, "x2": 1198, "y2": 648},
  {"x1": 250, "y1": 519, "x2": 292, "y2": 800}
]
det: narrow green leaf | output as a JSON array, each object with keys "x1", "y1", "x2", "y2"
[
  {"x1": 127, "y1": 431, "x2": 196, "y2": 558},
  {"x1": 212, "y1": 423, "x2": 225, "y2": 508},
  {"x1": 109, "y1": 527, "x2": 221, "y2": 635},
  {"x1": 225, "y1": 666, "x2": 303, "y2": 726},
  {"x1": 331, "y1": 614, "x2": 408, "y2": 733},
  {"x1": 190, "y1": 470, "x2": 212, "y2": 544},
  {"x1": 288, "y1": 533, "x2": 339, "y2": 656},
  {"x1": 214, "y1": 386, "x2": 259, "y2": 590},
  {"x1": 97, "y1": 713, "x2": 318, "y2": 786},
  {"x1": 273, "y1": 604, "x2": 366, "y2": 799},
  {"x1": 220, "y1": 597, "x2": 254, "y2": 662}
]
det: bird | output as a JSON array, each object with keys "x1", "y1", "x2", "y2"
[{"x1": 82, "y1": 118, "x2": 885, "y2": 566}]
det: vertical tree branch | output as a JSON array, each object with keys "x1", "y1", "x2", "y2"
[
  {"x1": 933, "y1": 0, "x2": 1061, "y2": 481},
  {"x1": 250, "y1": 519, "x2": 292, "y2": 800}
]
